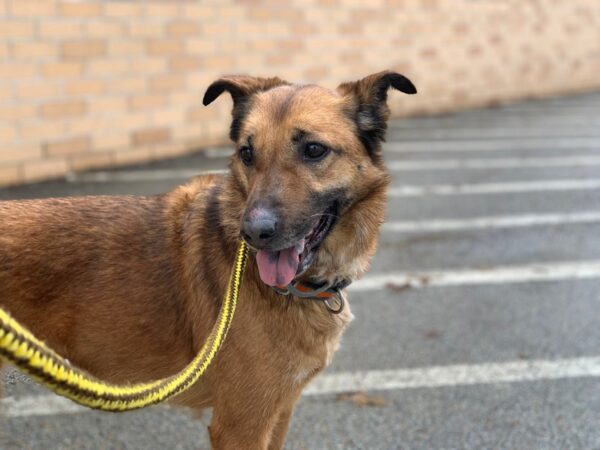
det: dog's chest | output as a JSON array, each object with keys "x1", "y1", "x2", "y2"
[{"x1": 288, "y1": 303, "x2": 354, "y2": 386}]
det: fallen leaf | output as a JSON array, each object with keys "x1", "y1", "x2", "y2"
[
  {"x1": 385, "y1": 282, "x2": 411, "y2": 293},
  {"x1": 336, "y1": 391, "x2": 387, "y2": 407}
]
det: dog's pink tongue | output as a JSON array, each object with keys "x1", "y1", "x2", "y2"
[{"x1": 256, "y1": 240, "x2": 305, "y2": 287}]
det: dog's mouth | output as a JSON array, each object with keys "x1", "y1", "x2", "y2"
[{"x1": 255, "y1": 203, "x2": 338, "y2": 287}]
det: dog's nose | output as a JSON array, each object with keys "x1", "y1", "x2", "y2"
[{"x1": 242, "y1": 208, "x2": 279, "y2": 247}]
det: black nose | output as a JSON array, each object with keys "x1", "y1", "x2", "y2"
[{"x1": 242, "y1": 208, "x2": 279, "y2": 247}]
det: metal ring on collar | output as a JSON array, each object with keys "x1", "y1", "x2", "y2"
[{"x1": 324, "y1": 293, "x2": 345, "y2": 314}]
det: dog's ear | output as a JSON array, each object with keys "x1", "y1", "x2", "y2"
[
  {"x1": 202, "y1": 76, "x2": 288, "y2": 106},
  {"x1": 203, "y1": 76, "x2": 288, "y2": 141},
  {"x1": 338, "y1": 71, "x2": 416, "y2": 162}
]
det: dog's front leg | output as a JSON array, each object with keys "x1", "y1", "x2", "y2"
[
  {"x1": 267, "y1": 399, "x2": 298, "y2": 450},
  {"x1": 208, "y1": 386, "x2": 301, "y2": 450}
]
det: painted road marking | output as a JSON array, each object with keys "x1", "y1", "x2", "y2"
[
  {"x1": 67, "y1": 169, "x2": 227, "y2": 183},
  {"x1": 350, "y1": 260, "x2": 600, "y2": 291},
  {"x1": 304, "y1": 356, "x2": 600, "y2": 395},
  {"x1": 386, "y1": 155, "x2": 600, "y2": 171},
  {"x1": 389, "y1": 179, "x2": 600, "y2": 197},
  {"x1": 381, "y1": 211, "x2": 600, "y2": 233},
  {"x1": 69, "y1": 157, "x2": 600, "y2": 184},
  {"x1": 390, "y1": 128, "x2": 600, "y2": 140},
  {"x1": 384, "y1": 137, "x2": 600, "y2": 152},
  {"x1": 3, "y1": 357, "x2": 599, "y2": 417}
]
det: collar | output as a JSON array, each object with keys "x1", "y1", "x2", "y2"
[{"x1": 270, "y1": 278, "x2": 351, "y2": 314}]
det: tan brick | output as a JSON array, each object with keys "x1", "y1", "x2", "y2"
[
  {"x1": 15, "y1": 82, "x2": 60, "y2": 100},
  {"x1": 23, "y1": 158, "x2": 68, "y2": 183},
  {"x1": 114, "y1": 147, "x2": 154, "y2": 165},
  {"x1": 85, "y1": 21, "x2": 126, "y2": 38},
  {"x1": 87, "y1": 59, "x2": 128, "y2": 77},
  {"x1": 147, "y1": 39, "x2": 184, "y2": 56},
  {"x1": 131, "y1": 127, "x2": 171, "y2": 146},
  {"x1": 12, "y1": 41, "x2": 57, "y2": 59},
  {"x1": 0, "y1": 123, "x2": 17, "y2": 143},
  {"x1": 149, "y1": 74, "x2": 185, "y2": 93},
  {"x1": 45, "y1": 136, "x2": 90, "y2": 157},
  {"x1": 42, "y1": 62, "x2": 83, "y2": 78},
  {"x1": 89, "y1": 97, "x2": 127, "y2": 115},
  {"x1": 129, "y1": 94, "x2": 167, "y2": 111},
  {"x1": 0, "y1": 20, "x2": 35, "y2": 38},
  {"x1": 39, "y1": 20, "x2": 82, "y2": 39},
  {"x1": 204, "y1": 55, "x2": 234, "y2": 70},
  {"x1": 92, "y1": 133, "x2": 129, "y2": 151},
  {"x1": 129, "y1": 22, "x2": 164, "y2": 38},
  {"x1": 205, "y1": 119, "x2": 229, "y2": 142},
  {"x1": 129, "y1": 57, "x2": 166, "y2": 75},
  {"x1": 114, "y1": 113, "x2": 148, "y2": 131},
  {"x1": 108, "y1": 40, "x2": 145, "y2": 56},
  {"x1": 167, "y1": 20, "x2": 201, "y2": 37},
  {"x1": 145, "y1": 3, "x2": 180, "y2": 16},
  {"x1": 112, "y1": 77, "x2": 146, "y2": 95},
  {"x1": 66, "y1": 79, "x2": 105, "y2": 96},
  {"x1": 41, "y1": 100, "x2": 87, "y2": 119},
  {"x1": 0, "y1": 165, "x2": 21, "y2": 187},
  {"x1": 0, "y1": 62, "x2": 36, "y2": 79},
  {"x1": 0, "y1": 144, "x2": 41, "y2": 162},
  {"x1": 59, "y1": 2, "x2": 102, "y2": 17},
  {"x1": 173, "y1": 123, "x2": 202, "y2": 142},
  {"x1": 104, "y1": 2, "x2": 143, "y2": 17},
  {"x1": 151, "y1": 142, "x2": 188, "y2": 160},
  {"x1": 155, "y1": 107, "x2": 184, "y2": 124},
  {"x1": 62, "y1": 39, "x2": 107, "y2": 60},
  {"x1": 20, "y1": 121, "x2": 67, "y2": 142},
  {"x1": 11, "y1": 0, "x2": 56, "y2": 16},
  {"x1": 0, "y1": 84, "x2": 12, "y2": 102},
  {"x1": 69, "y1": 152, "x2": 114, "y2": 172},
  {"x1": 0, "y1": 1, "x2": 6, "y2": 15},
  {"x1": 181, "y1": 4, "x2": 213, "y2": 19},
  {"x1": 0, "y1": 104, "x2": 36, "y2": 121},
  {"x1": 0, "y1": 43, "x2": 8, "y2": 58},
  {"x1": 169, "y1": 56, "x2": 202, "y2": 72},
  {"x1": 64, "y1": 117, "x2": 96, "y2": 135},
  {"x1": 187, "y1": 38, "x2": 215, "y2": 54},
  {"x1": 188, "y1": 105, "x2": 219, "y2": 122}
]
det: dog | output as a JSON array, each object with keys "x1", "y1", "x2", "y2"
[{"x1": 0, "y1": 71, "x2": 416, "y2": 449}]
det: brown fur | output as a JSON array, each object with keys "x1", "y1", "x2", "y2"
[{"x1": 0, "y1": 72, "x2": 415, "y2": 449}]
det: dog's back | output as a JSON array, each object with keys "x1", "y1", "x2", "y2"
[{"x1": 0, "y1": 188, "x2": 206, "y2": 381}]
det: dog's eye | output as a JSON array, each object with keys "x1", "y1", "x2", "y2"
[
  {"x1": 303, "y1": 143, "x2": 330, "y2": 162},
  {"x1": 239, "y1": 146, "x2": 253, "y2": 166}
]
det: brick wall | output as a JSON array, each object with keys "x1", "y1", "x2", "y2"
[{"x1": 1, "y1": 0, "x2": 599, "y2": 186}]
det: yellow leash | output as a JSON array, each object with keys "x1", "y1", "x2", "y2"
[{"x1": 0, "y1": 240, "x2": 248, "y2": 412}]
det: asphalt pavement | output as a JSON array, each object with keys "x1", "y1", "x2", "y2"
[{"x1": 2, "y1": 92, "x2": 600, "y2": 449}]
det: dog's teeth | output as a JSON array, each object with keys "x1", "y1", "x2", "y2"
[{"x1": 295, "y1": 238, "x2": 306, "y2": 254}]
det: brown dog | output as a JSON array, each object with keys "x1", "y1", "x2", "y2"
[{"x1": 0, "y1": 71, "x2": 415, "y2": 449}]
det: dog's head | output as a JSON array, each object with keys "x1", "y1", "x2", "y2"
[{"x1": 203, "y1": 71, "x2": 416, "y2": 287}]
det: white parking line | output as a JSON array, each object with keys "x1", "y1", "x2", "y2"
[
  {"x1": 384, "y1": 137, "x2": 600, "y2": 152},
  {"x1": 67, "y1": 169, "x2": 227, "y2": 183},
  {"x1": 381, "y1": 211, "x2": 600, "y2": 233},
  {"x1": 4, "y1": 356, "x2": 599, "y2": 417},
  {"x1": 390, "y1": 129, "x2": 600, "y2": 140},
  {"x1": 68, "y1": 157, "x2": 600, "y2": 184},
  {"x1": 350, "y1": 260, "x2": 600, "y2": 291},
  {"x1": 389, "y1": 179, "x2": 600, "y2": 197},
  {"x1": 1, "y1": 394, "x2": 85, "y2": 418},
  {"x1": 304, "y1": 356, "x2": 600, "y2": 395},
  {"x1": 386, "y1": 155, "x2": 600, "y2": 171}
]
